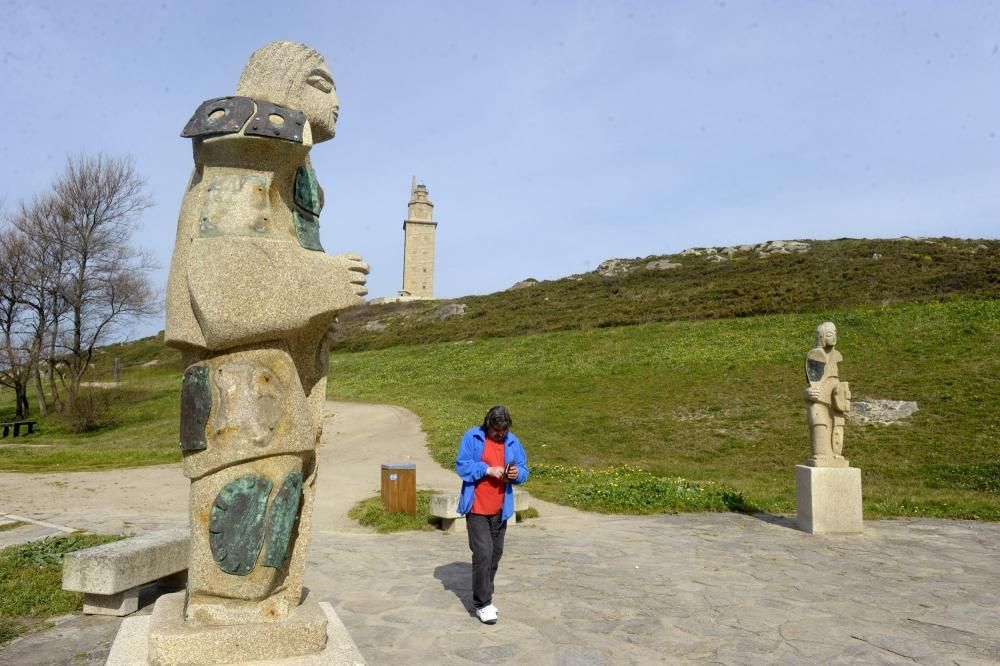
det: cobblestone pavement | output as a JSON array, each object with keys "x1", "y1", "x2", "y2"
[
  {"x1": 6, "y1": 513, "x2": 998, "y2": 665},
  {"x1": 304, "y1": 513, "x2": 1000, "y2": 665}
]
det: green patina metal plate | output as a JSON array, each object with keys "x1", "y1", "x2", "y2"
[
  {"x1": 180, "y1": 365, "x2": 210, "y2": 451},
  {"x1": 262, "y1": 471, "x2": 304, "y2": 568},
  {"x1": 293, "y1": 211, "x2": 324, "y2": 252},
  {"x1": 209, "y1": 475, "x2": 273, "y2": 576},
  {"x1": 294, "y1": 165, "x2": 322, "y2": 216}
]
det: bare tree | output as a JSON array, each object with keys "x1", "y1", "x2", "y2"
[
  {"x1": 10, "y1": 194, "x2": 69, "y2": 416},
  {"x1": 0, "y1": 225, "x2": 34, "y2": 418},
  {"x1": 50, "y1": 154, "x2": 158, "y2": 415}
]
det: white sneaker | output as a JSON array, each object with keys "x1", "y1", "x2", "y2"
[{"x1": 476, "y1": 605, "x2": 498, "y2": 624}]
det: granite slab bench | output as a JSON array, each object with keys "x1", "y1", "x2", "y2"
[
  {"x1": 429, "y1": 492, "x2": 531, "y2": 532},
  {"x1": 62, "y1": 527, "x2": 190, "y2": 616}
]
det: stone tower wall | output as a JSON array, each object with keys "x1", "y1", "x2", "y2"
[
  {"x1": 402, "y1": 220, "x2": 436, "y2": 298},
  {"x1": 401, "y1": 180, "x2": 437, "y2": 299}
]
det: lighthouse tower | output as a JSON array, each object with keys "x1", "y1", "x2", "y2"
[{"x1": 401, "y1": 177, "x2": 437, "y2": 299}]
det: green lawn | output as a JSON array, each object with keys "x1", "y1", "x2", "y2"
[
  {"x1": 2, "y1": 300, "x2": 996, "y2": 521},
  {"x1": 0, "y1": 533, "x2": 123, "y2": 645},
  {"x1": 327, "y1": 299, "x2": 1000, "y2": 520},
  {"x1": 0, "y1": 336, "x2": 183, "y2": 472}
]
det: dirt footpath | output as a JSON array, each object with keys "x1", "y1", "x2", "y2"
[{"x1": 0, "y1": 400, "x2": 566, "y2": 538}]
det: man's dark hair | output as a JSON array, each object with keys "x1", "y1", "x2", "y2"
[{"x1": 480, "y1": 405, "x2": 512, "y2": 432}]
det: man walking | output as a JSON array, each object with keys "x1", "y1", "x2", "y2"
[{"x1": 455, "y1": 405, "x2": 529, "y2": 624}]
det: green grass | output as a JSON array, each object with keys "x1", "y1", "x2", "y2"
[
  {"x1": 347, "y1": 491, "x2": 440, "y2": 533},
  {"x1": 0, "y1": 334, "x2": 183, "y2": 472},
  {"x1": 328, "y1": 299, "x2": 1000, "y2": 520},
  {"x1": 0, "y1": 522, "x2": 26, "y2": 533},
  {"x1": 534, "y1": 465, "x2": 756, "y2": 514},
  {"x1": 1, "y1": 241, "x2": 997, "y2": 522},
  {"x1": 0, "y1": 533, "x2": 124, "y2": 645}
]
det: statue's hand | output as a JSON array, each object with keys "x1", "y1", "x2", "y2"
[
  {"x1": 331, "y1": 253, "x2": 370, "y2": 297},
  {"x1": 805, "y1": 386, "x2": 821, "y2": 402}
]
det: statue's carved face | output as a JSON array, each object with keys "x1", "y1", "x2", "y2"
[
  {"x1": 817, "y1": 323, "x2": 837, "y2": 349},
  {"x1": 300, "y1": 65, "x2": 339, "y2": 142},
  {"x1": 235, "y1": 42, "x2": 340, "y2": 143}
]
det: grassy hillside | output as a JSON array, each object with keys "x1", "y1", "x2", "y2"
[
  {"x1": 327, "y1": 299, "x2": 1000, "y2": 520},
  {"x1": 1, "y1": 239, "x2": 997, "y2": 521},
  {"x1": 334, "y1": 237, "x2": 999, "y2": 351}
]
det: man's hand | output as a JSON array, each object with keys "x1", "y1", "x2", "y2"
[
  {"x1": 486, "y1": 466, "x2": 506, "y2": 480},
  {"x1": 505, "y1": 465, "x2": 519, "y2": 481}
]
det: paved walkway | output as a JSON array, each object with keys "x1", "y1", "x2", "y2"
[{"x1": 1, "y1": 402, "x2": 998, "y2": 664}]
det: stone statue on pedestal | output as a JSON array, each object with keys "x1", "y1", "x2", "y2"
[
  {"x1": 804, "y1": 321, "x2": 851, "y2": 467},
  {"x1": 155, "y1": 41, "x2": 368, "y2": 664}
]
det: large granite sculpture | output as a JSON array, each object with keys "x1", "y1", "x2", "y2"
[
  {"x1": 150, "y1": 41, "x2": 368, "y2": 664},
  {"x1": 795, "y1": 322, "x2": 863, "y2": 534},
  {"x1": 804, "y1": 321, "x2": 851, "y2": 467}
]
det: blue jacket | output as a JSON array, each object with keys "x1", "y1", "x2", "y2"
[{"x1": 455, "y1": 426, "x2": 529, "y2": 522}]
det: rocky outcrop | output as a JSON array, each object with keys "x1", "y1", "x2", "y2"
[
  {"x1": 849, "y1": 400, "x2": 918, "y2": 425},
  {"x1": 677, "y1": 240, "x2": 811, "y2": 261},
  {"x1": 645, "y1": 260, "x2": 681, "y2": 271},
  {"x1": 510, "y1": 278, "x2": 539, "y2": 289},
  {"x1": 596, "y1": 259, "x2": 633, "y2": 277},
  {"x1": 433, "y1": 303, "x2": 466, "y2": 319}
]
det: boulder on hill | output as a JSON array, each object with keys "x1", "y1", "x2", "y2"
[
  {"x1": 510, "y1": 278, "x2": 539, "y2": 289},
  {"x1": 596, "y1": 259, "x2": 633, "y2": 276},
  {"x1": 433, "y1": 303, "x2": 466, "y2": 319},
  {"x1": 849, "y1": 400, "x2": 918, "y2": 425}
]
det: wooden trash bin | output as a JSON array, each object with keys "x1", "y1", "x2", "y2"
[{"x1": 381, "y1": 462, "x2": 416, "y2": 516}]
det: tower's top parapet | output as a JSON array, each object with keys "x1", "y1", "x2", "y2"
[{"x1": 406, "y1": 176, "x2": 436, "y2": 224}]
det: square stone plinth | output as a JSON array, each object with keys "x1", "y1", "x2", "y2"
[
  {"x1": 795, "y1": 465, "x2": 863, "y2": 534},
  {"x1": 107, "y1": 591, "x2": 365, "y2": 665}
]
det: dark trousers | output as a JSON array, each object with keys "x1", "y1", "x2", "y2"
[{"x1": 467, "y1": 512, "x2": 506, "y2": 609}]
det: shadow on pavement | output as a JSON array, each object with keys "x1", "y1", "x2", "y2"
[
  {"x1": 750, "y1": 512, "x2": 801, "y2": 531},
  {"x1": 433, "y1": 561, "x2": 474, "y2": 615}
]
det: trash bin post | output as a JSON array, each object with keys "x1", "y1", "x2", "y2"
[{"x1": 380, "y1": 462, "x2": 417, "y2": 516}]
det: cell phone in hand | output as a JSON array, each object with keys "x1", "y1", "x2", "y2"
[{"x1": 503, "y1": 463, "x2": 514, "y2": 478}]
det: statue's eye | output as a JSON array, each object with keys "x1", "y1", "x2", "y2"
[{"x1": 307, "y1": 70, "x2": 334, "y2": 94}]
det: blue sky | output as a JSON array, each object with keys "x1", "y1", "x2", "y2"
[{"x1": 2, "y1": 1, "x2": 998, "y2": 339}]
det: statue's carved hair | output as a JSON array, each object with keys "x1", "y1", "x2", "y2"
[{"x1": 236, "y1": 41, "x2": 326, "y2": 108}]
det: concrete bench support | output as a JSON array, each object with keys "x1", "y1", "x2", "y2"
[
  {"x1": 85, "y1": 587, "x2": 141, "y2": 616},
  {"x1": 429, "y1": 494, "x2": 464, "y2": 533},
  {"x1": 62, "y1": 527, "x2": 190, "y2": 616}
]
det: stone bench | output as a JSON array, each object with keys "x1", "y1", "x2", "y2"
[
  {"x1": 62, "y1": 527, "x2": 190, "y2": 616},
  {"x1": 429, "y1": 492, "x2": 532, "y2": 532}
]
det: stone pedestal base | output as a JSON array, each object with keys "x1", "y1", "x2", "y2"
[
  {"x1": 107, "y1": 591, "x2": 365, "y2": 665},
  {"x1": 795, "y1": 465, "x2": 863, "y2": 534}
]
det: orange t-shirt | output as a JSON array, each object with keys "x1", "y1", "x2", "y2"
[{"x1": 471, "y1": 437, "x2": 505, "y2": 515}]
